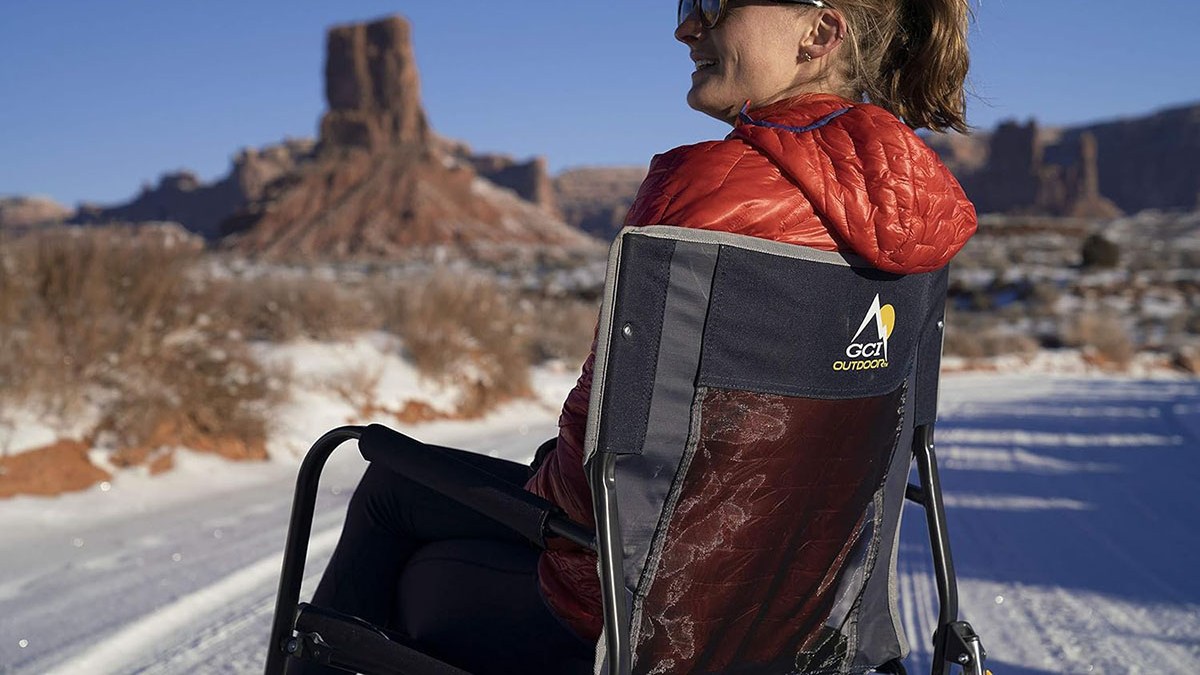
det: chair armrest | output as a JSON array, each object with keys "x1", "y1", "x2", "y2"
[{"x1": 357, "y1": 424, "x2": 595, "y2": 551}]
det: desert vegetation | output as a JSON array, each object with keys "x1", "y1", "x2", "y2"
[
  {"x1": 0, "y1": 226, "x2": 598, "y2": 496},
  {"x1": 0, "y1": 227, "x2": 282, "y2": 474},
  {"x1": 941, "y1": 211, "x2": 1200, "y2": 371},
  {"x1": 3, "y1": 209, "x2": 1197, "y2": 496}
]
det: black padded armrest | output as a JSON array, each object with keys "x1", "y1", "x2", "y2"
[{"x1": 357, "y1": 424, "x2": 594, "y2": 551}]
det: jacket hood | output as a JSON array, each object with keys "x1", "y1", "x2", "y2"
[{"x1": 731, "y1": 94, "x2": 977, "y2": 273}]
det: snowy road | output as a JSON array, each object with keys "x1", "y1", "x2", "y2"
[{"x1": 2, "y1": 374, "x2": 1199, "y2": 674}]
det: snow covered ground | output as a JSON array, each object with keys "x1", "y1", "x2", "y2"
[{"x1": 1, "y1": 359, "x2": 1198, "y2": 673}]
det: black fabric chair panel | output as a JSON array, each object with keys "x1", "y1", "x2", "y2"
[
  {"x1": 698, "y1": 246, "x2": 946, "y2": 401},
  {"x1": 597, "y1": 235, "x2": 675, "y2": 456}
]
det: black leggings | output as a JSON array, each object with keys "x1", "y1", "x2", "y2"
[{"x1": 293, "y1": 447, "x2": 594, "y2": 675}]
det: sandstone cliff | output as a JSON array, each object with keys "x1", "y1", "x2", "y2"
[
  {"x1": 224, "y1": 15, "x2": 595, "y2": 259},
  {"x1": 1050, "y1": 103, "x2": 1200, "y2": 213},
  {"x1": 0, "y1": 196, "x2": 73, "y2": 230},
  {"x1": 69, "y1": 139, "x2": 314, "y2": 240},
  {"x1": 553, "y1": 167, "x2": 647, "y2": 239},
  {"x1": 925, "y1": 101, "x2": 1200, "y2": 216}
]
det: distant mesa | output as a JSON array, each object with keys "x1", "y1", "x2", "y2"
[
  {"x1": 0, "y1": 195, "x2": 74, "y2": 230},
  {"x1": 68, "y1": 138, "x2": 315, "y2": 240},
  {"x1": 554, "y1": 167, "x2": 649, "y2": 240},
  {"x1": 924, "y1": 101, "x2": 1200, "y2": 216}
]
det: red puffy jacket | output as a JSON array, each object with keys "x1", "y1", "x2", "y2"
[{"x1": 525, "y1": 92, "x2": 977, "y2": 641}]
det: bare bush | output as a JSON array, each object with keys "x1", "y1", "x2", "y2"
[
  {"x1": 385, "y1": 270, "x2": 533, "y2": 416},
  {"x1": 943, "y1": 314, "x2": 1040, "y2": 360},
  {"x1": 98, "y1": 333, "x2": 284, "y2": 466},
  {"x1": 524, "y1": 297, "x2": 598, "y2": 364},
  {"x1": 1081, "y1": 234, "x2": 1120, "y2": 269},
  {"x1": 1172, "y1": 343, "x2": 1200, "y2": 375},
  {"x1": 0, "y1": 227, "x2": 284, "y2": 464},
  {"x1": 207, "y1": 276, "x2": 375, "y2": 342},
  {"x1": 1063, "y1": 310, "x2": 1135, "y2": 368}
]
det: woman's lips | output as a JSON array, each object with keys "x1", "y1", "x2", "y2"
[{"x1": 692, "y1": 58, "x2": 718, "y2": 76}]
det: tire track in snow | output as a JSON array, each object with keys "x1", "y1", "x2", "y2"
[{"x1": 42, "y1": 527, "x2": 342, "y2": 675}]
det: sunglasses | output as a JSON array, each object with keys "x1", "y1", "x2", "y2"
[{"x1": 677, "y1": 0, "x2": 827, "y2": 29}]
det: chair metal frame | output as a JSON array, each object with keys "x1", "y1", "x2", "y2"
[{"x1": 264, "y1": 227, "x2": 988, "y2": 675}]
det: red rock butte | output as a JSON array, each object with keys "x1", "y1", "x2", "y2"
[{"x1": 222, "y1": 15, "x2": 597, "y2": 260}]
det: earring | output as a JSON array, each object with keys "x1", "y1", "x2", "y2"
[{"x1": 803, "y1": 51, "x2": 813, "y2": 62}]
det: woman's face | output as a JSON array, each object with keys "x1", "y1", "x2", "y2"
[{"x1": 675, "y1": 2, "x2": 820, "y2": 124}]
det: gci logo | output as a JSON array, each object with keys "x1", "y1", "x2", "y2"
[{"x1": 833, "y1": 294, "x2": 895, "y2": 372}]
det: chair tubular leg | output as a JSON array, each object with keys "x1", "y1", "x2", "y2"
[
  {"x1": 590, "y1": 453, "x2": 631, "y2": 675},
  {"x1": 264, "y1": 426, "x2": 365, "y2": 675},
  {"x1": 908, "y1": 424, "x2": 989, "y2": 675}
]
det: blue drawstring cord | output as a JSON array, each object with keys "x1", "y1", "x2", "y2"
[{"x1": 737, "y1": 100, "x2": 852, "y2": 134}]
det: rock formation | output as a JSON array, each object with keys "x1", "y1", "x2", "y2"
[
  {"x1": 0, "y1": 196, "x2": 73, "y2": 230},
  {"x1": 1052, "y1": 103, "x2": 1200, "y2": 213},
  {"x1": 926, "y1": 101, "x2": 1200, "y2": 216},
  {"x1": 926, "y1": 121, "x2": 1118, "y2": 218},
  {"x1": 70, "y1": 138, "x2": 314, "y2": 240},
  {"x1": 553, "y1": 167, "x2": 648, "y2": 239},
  {"x1": 319, "y1": 17, "x2": 429, "y2": 151},
  {"x1": 223, "y1": 15, "x2": 596, "y2": 259},
  {"x1": 1061, "y1": 133, "x2": 1122, "y2": 218},
  {"x1": 466, "y1": 153, "x2": 558, "y2": 215}
]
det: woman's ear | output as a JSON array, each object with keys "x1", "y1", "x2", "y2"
[{"x1": 802, "y1": 9, "x2": 848, "y2": 60}]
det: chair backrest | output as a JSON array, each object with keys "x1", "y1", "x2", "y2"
[{"x1": 584, "y1": 226, "x2": 948, "y2": 674}]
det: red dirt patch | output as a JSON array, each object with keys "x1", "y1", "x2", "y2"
[{"x1": 0, "y1": 440, "x2": 112, "y2": 499}]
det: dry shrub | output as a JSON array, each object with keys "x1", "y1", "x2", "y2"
[
  {"x1": 0, "y1": 227, "x2": 284, "y2": 474},
  {"x1": 1063, "y1": 311, "x2": 1135, "y2": 368},
  {"x1": 98, "y1": 334, "x2": 282, "y2": 466},
  {"x1": 387, "y1": 270, "x2": 532, "y2": 417},
  {"x1": 327, "y1": 364, "x2": 387, "y2": 419},
  {"x1": 208, "y1": 276, "x2": 375, "y2": 342},
  {"x1": 2, "y1": 227, "x2": 203, "y2": 410},
  {"x1": 525, "y1": 297, "x2": 599, "y2": 364},
  {"x1": 1187, "y1": 310, "x2": 1200, "y2": 336},
  {"x1": 943, "y1": 321, "x2": 1040, "y2": 360},
  {"x1": 1081, "y1": 234, "x2": 1120, "y2": 269},
  {"x1": 1172, "y1": 344, "x2": 1200, "y2": 375}
]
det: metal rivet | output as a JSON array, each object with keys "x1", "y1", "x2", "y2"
[
  {"x1": 937, "y1": 320, "x2": 945, "y2": 331},
  {"x1": 957, "y1": 654, "x2": 971, "y2": 664},
  {"x1": 622, "y1": 323, "x2": 633, "y2": 338},
  {"x1": 285, "y1": 638, "x2": 299, "y2": 654}
]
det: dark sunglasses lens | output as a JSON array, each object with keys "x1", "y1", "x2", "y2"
[
  {"x1": 679, "y1": 0, "x2": 723, "y2": 27},
  {"x1": 677, "y1": 0, "x2": 694, "y2": 26}
]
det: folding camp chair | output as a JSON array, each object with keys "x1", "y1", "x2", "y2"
[{"x1": 264, "y1": 225, "x2": 988, "y2": 675}]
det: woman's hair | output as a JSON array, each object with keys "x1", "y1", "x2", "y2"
[{"x1": 831, "y1": 0, "x2": 971, "y2": 133}]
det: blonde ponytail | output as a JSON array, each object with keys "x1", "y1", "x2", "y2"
[{"x1": 834, "y1": 0, "x2": 971, "y2": 132}]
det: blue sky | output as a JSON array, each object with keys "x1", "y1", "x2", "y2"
[{"x1": 2, "y1": 0, "x2": 1198, "y2": 207}]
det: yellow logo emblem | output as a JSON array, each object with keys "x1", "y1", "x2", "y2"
[{"x1": 833, "y1": 294, "x2": 895, "y2": 371}]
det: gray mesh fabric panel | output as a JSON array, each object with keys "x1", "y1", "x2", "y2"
[{"x1": 851, "y1": 374, "x2": 918, "y2": 667}]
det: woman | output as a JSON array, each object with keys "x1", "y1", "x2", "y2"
[
  {"x1": 298, "y1": 1, "x2": 976, "y2": 673},
  {"x1": 530, "y1": 0, "x2": 975, "y2": 651}
]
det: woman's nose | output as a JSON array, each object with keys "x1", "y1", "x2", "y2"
[{"x1": 675, "y1": 11, "x2": 702, "y2": 43}]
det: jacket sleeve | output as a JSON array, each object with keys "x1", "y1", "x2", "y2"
[{"x1": 524, "y1": 336, "x2": 598, "y2": 536}]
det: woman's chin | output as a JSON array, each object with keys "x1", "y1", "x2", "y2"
[{"x1": 686, "y1": 89, "x2": 739, "y2": 125}]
